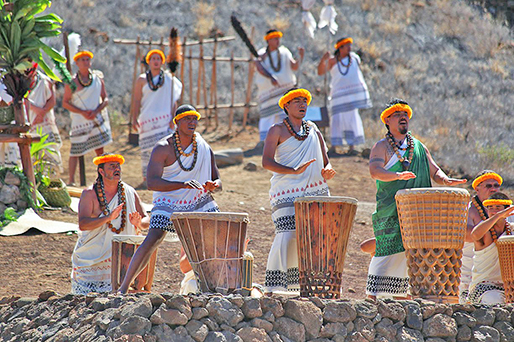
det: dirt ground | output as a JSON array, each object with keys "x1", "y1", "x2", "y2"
[{"x1": 0, "y1": 122, "x2": 379, "y2": 299}]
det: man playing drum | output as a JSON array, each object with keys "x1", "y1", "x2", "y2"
[
  {"x1": 118, "y1": 105, "x2": 222, "y2": 294},
  {"x1": 131, "y1": 49, "x2": 182, "y2": 180},
  {"x1": 71, "y1": 154, "x2": 149, "y2": 295},
  {"x1": 366, "y1": 98, "x2": 466, "y2": 299},
  {"x1": 461, "y1": 170, "x2": 502, "y2": 303},
  {"x1": 262, "y1": 88, "x2": 336, "y2": 294},
  {"x1": 469, "y1": 192, "x2": 514, "y2": 304}
]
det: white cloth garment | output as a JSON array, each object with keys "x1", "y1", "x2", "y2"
[
  {"x1": 265, "y1": 122, "x2": 330, "y2": 293},
  {"x1": 69, "y1": 72, "x2": 112, "y2": 156},
  {"x1": 71, "y1": 182, "x2": 139, "y2": 295},
  {"x1": 28, "y1": 71, "x2": 63, "y2": 171},
  {"x1": 469, "y1": 234, "x2": 506, "y2": 304},
  {"x1": 365, "y1": 139, "x2": 409, "y2": 298},
  {"x1": 459, "y1": 241, "x2": 474, "y2": 303},
  {"x1": 318, "y1": 1, "x2": 338, "y2": 34},
  {"x1": 138, "y1": 72, "x2": 182, "y2": 178},
  {"x1": 255, "y1": 46, "x2": 296, "y2": 141},
  {"x1": 329, "y1": 52, "x2": 371, "y2": 146}
]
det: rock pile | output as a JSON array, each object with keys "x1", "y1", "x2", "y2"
[
  {"x1": 1, "y1": 292, "x2": 514, "y2": 342},
  {"x1": 0, "y1": 170, "x2": 28, "y2": 214}
]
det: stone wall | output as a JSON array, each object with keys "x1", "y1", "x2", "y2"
[
  {"x1": 1, "y1": 292, "x2": 514, "y2": 342},
  {"x1": 0, "y1": 170, "x2": 28, "y2": 214}
]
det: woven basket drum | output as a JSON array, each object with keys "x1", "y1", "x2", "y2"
[
  {"x1": 496, "y1": 235, "x2": 514, "y2": 303},
  {"x1": 111, "y1": 235, "x2": 157, "y2": 293},
  {"x1": 395, "y1": 187, "x2": 470, "y2": 303},
  {"x1": 171, "y1": 212, "x2": 248, "y2": 294},
  {"x1": 38, "y1": 179, "x2": 72, "y2": 207},
  {"x1": 294, "y1": 196, "x2": 358, "y2": 299}
]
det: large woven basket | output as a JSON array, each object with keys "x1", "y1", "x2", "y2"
[
  {"x1": 395, "y1": 187, "x2": 469, "y2": 249},
  {"x1": 497, "y1": 235, "x2": 514, "y2": 303},
  {"x1": 39, "y1": 179, "x2": 72, "y2": 207},
  {"x1": 0, "y1": 105, "x2": 14, "y2": 125}
]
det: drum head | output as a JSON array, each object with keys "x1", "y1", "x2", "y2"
[
  {"x1": 112, "y1": 235, "x2": 146, "y2": 244},
  {"x1": 171, "y1": 211, "x2": 249, "y2": 222},
  {"x1": 294, "y1": 196, "x2": 358, "y2": 205},
  {"x1": 396, "y1": 187, "x2": 469, "y2": 198},
  {"x1": 498, "y1": 235, "x2": 514, "y2": 243}
]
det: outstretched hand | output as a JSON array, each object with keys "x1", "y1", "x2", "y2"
[
  {"x1": 497, "y1": 205, "x2": 514, "y2": 220},
  {"x1": 294, "y1": 159, "x2": 316, "y2": 174},
  {"x1": 203, "y1": 180, "x2": 219, "y2": 192},
  {"x1": 397, "y1": 171, "x2": 416, "y2": 180},
  {"x1": 321, "y1": 168, "x2": 336, "y2": 180},
  {"x1": 444, "y1": 178, "x2": 467, "y2": 186},
  {"x1": 109, "y1": 203, "x2": 124, "y2": 221},
  {"x1": 129, "y1": 212, "x2": 143, "y2": 235}
]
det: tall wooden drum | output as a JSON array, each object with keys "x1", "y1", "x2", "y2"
[
  {"x1": 496, "y1": 235, "x2": 514, "y2": 303},
  {"x1": 172, "y1": 212, "x2": 248, "y2": 294},
  {"x1": 294, "y1": 196, "x2": 358, "y2": 299},
  {"x1": 111, "y1": 235, "x2": 157, "y2": 293},
  {"x1": 395, "y1": 187, "x2": 469, "y2": 303}
]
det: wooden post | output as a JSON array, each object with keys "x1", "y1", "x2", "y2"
[
  {"x1": 179, "y1": 37, "x2": 186, "y2": 105},
  {"x1": 242, "y1": 27, "x2": 256, "y2": 128},
  {"x1": 196, "y1": 39, "x2": 202, "y2": 108},
  {"x1": 128, "y1": 36, "x2": 140, "y2": 146},
  {"x1": 200, "y1": 44, "x2": 209, "y2": 126},
  {"x1": 228, "y1": 50, "x2": 235, "y2": 131},
  {"x1": 188, "y1": 48, "x2": 193, "y2": 105},
  {"x1": 211, "y1": 39, "x2": 218, "y2": 128},
  {"x1": 64, "y1": 32, "x2": 86, "y2": 186}
]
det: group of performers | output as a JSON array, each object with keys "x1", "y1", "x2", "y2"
[{"x1": 1, "y1": 28, "x2": 511, "y2": 302}]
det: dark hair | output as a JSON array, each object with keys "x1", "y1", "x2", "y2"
[
  {"x1": 266, "y1": 29, "x2": 279, "y2": 35},
  {"x1": 334, "y1": 37, "x2": 351, "y2": 56},
  {"x1": 474, "y1": 170, "x2": 498, "y2": 182},
  {"x1": 281, "y1": 88, "x2": 299, "y2": 115},
  {"x1": 488, "y1": 192, "x2": 510, "y2": 201},
  {"x1": 175, "y1": 104, "x2": 197, "y2": 116}
]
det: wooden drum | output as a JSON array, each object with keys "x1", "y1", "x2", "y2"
[
  {"x1": 294, "y1": 196, "x2": 358, "y2": 299},
  {"x1": 496, "y1": 235, "x2": 514, "y2": 303},
  {"x1": 172, "y1": 212, "x2": 249, "y2": 294},
  {"x1": 395, "y1": 187, "x2": 470, "y2": 303},
  {"x1": 111, "y1": 235, "x2": 157, "y2": 293}
]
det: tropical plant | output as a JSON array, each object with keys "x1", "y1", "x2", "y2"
[
  {"x1": 0, "y1": 0, "x2": 65, "y2": 107},
  {"x1": 30, "y1": 126, "x2": 57, "y2": 187}
]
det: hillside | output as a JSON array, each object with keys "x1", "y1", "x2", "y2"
[{"x1": 46, "y1": 0, "x2": 514, "y2": 181}]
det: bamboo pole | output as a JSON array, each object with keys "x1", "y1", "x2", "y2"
[
  {"x1": 179, "y1": 36, "x2": 187, "y2": 105},
  {"x1": 183, "y1": 55, "x2": 253, "y2": 62},
  {"x1": 242, "y1": 27, "x2": 256, "y2": 128},
  {"x1": 113, "y1": 36, "x2": 235, "y2": 46},
  {"x1": 228, "y1": 50, "x2": 235, "y2": 131}
]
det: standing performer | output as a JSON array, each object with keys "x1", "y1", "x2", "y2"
[
  {"x1": 469, "y1": 192, "x2": 514, "y2": 304},
  {"x1": 262, "y1": 88, "x2": 335, "y2": 294},
  {"x1": 28, "y1": 69, "x2": 63, "y2": 171},
  {"x1": 461, "y1": 170, "x2": 502, "y2": 303},
  {"x1": 118, "y1": 105, "x2": 221, "y2": 294},
  {"x1": 62, "y1": 51, "x2": 112, "y2": 186},
  {"x1": 255, "y1": 29, "x2": 304, "y2": 143},
  {"x1": 131, "y1": 49, "x2": 182, "y2": 179},
  {"x1": 317, "y1": 37, "x2": 372, "y2": 155},
  {"x1": 71, "y1": 154, "x2": 149, "y2": 295},
  {"x1": 366, "y1": 99, "x2": 466, "y2": 299}
]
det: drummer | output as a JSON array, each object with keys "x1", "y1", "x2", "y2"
[
  {"x1": 71, "y1": 153, "x2": 149, "y2": 295},
  {"x1": 118, "y1": 105, "x2": 222, "y2": 294},
  {"x1": 366, "y1": 98, "x2": 466, "y2": 299},
  {"x1": 262, "y1": 88, "x2": 335, "y2": 294},
  {"x1": 461, "y1": 170, "x2": 503, "y2": 303},
  {"x1": 468, "y1": 192, "x2": 514, "y2": 304}
]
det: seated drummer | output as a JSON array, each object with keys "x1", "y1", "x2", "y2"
[
  {"x1": 72, "y1": 154, "x2": 149, "y2": 295},
  {"x1": 118, "y1": 105, "x2": 222, "y2": 294},
  {"x1": 468, "y1": 192, "x2": 514, "y2": 304},
  {"x1": 366, "y1": 98, "x2": 466, "y2": 300},
  {"x1": 460, "y1": 170, "x2": 503, "y2": 303}
]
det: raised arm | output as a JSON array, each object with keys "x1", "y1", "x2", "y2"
[
  {"x1": 204, "y1": 149, "x2": 222, "y2": 192},
  {"x1": 423, "y1": 144, "x2": 467, "y2": 186},
  {"x1": 290, "y1": 47, "x2": 304, "y2": 71},
  {"x1": 317, "y1": 52, "x2": 335, "y2": 75},
  {"x1": 369, "y1": 140, "x2": 416, "y2": 182},
  {"x1": 471, "y1": 206, "x2": 514, "y2": 241},
  {"x1": 131, "y1": 77, "x2": 145, "y2": 131}
]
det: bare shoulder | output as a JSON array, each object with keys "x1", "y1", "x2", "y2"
[
  {"x1": 371, "y1": 138, "x2": 388, "y2": 151},
  {"x1": 79, "y1": 187, "x2": 97, "y2": 203}
]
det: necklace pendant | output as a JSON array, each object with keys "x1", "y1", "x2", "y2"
[{"x1": 402, "y1": 160, "x2": 410, "y2": 171}]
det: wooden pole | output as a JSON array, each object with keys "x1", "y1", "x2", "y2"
[
  {"x1": 63, "y1": 32, "x2": 86, "y2": 186},
  {"x1": 113, "y1": 36, "x2": 235, "y2": 46},
  {"x1": 196, "y1": 39, "x2": 202, "y2": 108},
  {"x1": 228, "y1": 50, "x2": 235, "y2": 131},
  {"x1": 188, "y1": 48, "x2": 193, "y2": 105},
  {"x1": 179, "y1": 36, "x2": 186, "y2": 105},
  {"x1": 242, "y1": 27, "x2": 256, "y2": 128},
  {"x1": 128, "y1": 36, "x2": 140, "y2": 146},
  {"x1": 200, "y1": 44, "x2": 209, "y2": 127},
  {"x1": 211, "y1": 40, "x2": 218, "y2": 128}
]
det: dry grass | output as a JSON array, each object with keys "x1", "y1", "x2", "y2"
[
  {"x1": 192, "y1": 2, "x2": 216, "y2": 38},
  {"x1": 266, "y1": 15, "x2": 291, "y2": 32},
  {"x1": 361, "y1": 0, "x2": 379, "y2": 12},
  {"x1": 490, "y1": 59, "x2": 508, "y2": 78},
  {"x1": 359, "y1": 38, "x2": 383, "y2": 60}
]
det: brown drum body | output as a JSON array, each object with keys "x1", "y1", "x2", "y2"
[
  {"x1": 172, "y1": 212, "x2": 248, "y2": 294},
  {"x1": 396, "y1": 187, "x2": 470, "y2": 303},
  {"x1": 111, "y1": 235, "x2": 157, "y2": 293},
  {"x1": 295, "y1": 196, "x2": 358, "y2": 299},
  {"x1": 497, "y1": 235, "x2": 514, "y2": 303}
]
